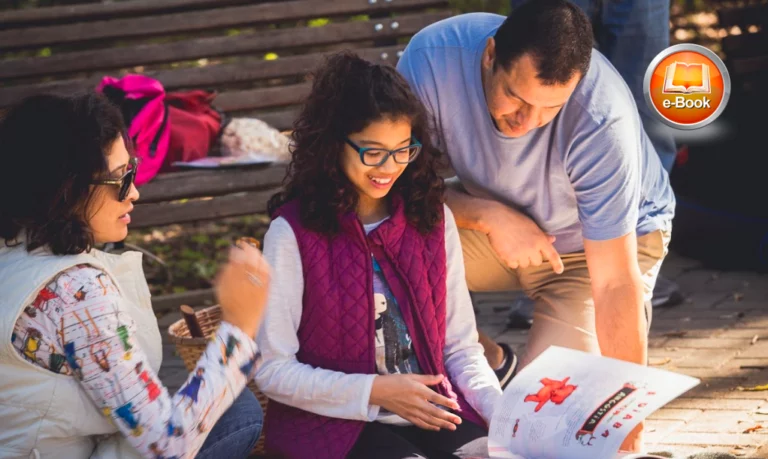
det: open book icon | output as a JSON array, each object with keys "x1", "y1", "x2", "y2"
[{"x1": 662, "y1": 62, "x2": 711, "y2": 94}]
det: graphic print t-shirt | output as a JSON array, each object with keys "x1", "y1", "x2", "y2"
[
  {"x1": 364, "y1": 219, "x2": 424, "y2": 425},
  {"x1": 364, "y1": 221, "x2": 422, "y2": 377},
  {"x1": 372, "y1": 257, "x2": 422, "y2": 376}
]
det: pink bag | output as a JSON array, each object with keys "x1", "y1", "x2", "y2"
[{"x1": 97, "y1": 75, "x2": 170, "y2": 186}]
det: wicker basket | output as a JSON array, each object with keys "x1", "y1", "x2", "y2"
[{"x1": 168, "y1": 305, "x2": 268, "y2": 455}]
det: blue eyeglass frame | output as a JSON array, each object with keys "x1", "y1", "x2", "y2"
[{"x1": 344, "y1": 137, "x2": 423, "y2": 167}]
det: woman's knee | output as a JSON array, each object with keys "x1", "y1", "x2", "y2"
[
  {"x1": 232, "y1": 390, "x2": 264, "y2": 444},
  {"x1": 197, "y1": 390, "x2": 263, "y2": 459}
]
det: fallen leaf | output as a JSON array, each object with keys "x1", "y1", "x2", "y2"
[
  {"x1": 649, "y1": 357, "x2": 672, "y2": 366},
  {"x1": 743, "y1": 424, "x2": 763, "y2": 433},
  {"x1": 731, "y1": 445, "x2": 749, "y2": 456},
  {"x1": 737, "y1": 384, "x2": 768, "y2": 392},
  {"x1": 662, "y1": 331, "x2": 688, "y2": 338}
]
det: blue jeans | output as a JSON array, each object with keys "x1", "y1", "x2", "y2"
[
  {"x1": 510, "y1": 0, "x2": 677, "y2": 172},
  {"x1": 196, "y1": 390, "x2": 263, "y2": 459}
]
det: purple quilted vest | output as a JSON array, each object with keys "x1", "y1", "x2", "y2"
[{"x1": 263, "y1": 196, "x2": 484, "y2": 458}]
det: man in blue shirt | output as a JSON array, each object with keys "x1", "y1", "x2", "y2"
[{"x1": 398, "y1": 0, "x2": 675, "y2": 451}]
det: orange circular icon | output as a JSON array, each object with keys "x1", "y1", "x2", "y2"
[{"x1": 643, "y1": 44, "x2": 731, "y2": 130}]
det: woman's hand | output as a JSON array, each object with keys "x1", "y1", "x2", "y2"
[
  {"x1": 215, "y1": 241, "x2": 271, "y2": 338},
  {"x1": 369, "y1": 374, "x2": 462, "y2": 431}
]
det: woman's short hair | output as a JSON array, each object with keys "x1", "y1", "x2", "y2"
[{"x1": 0, "y1": 92, "x2": 127, "y2": 255}]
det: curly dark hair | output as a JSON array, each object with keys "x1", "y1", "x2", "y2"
[
  {"x1": 267, "y1": 51, "x2": 445, "y2": 235},
  {"x1": 0, "y1": 92, "x2": 127, "y2": 255}
]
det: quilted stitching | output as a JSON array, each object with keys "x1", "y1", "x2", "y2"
[{"x1": 265, "y1": 200, "x2": 482, "y2": 459}]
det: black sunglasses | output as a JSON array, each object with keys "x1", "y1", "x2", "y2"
[
  {"x1": 92, "y1": 157, "x2": 139, "y2": 202},
  {"x1": 345, "y1": 137, "x2": 423, "y2": 167}
]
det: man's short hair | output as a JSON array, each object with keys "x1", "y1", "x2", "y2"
[{"x1": 494, "y1": 0, "x2": 594, "y2": 85}]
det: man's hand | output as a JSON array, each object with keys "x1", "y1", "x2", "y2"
[
  {"x1": 484, "y1": 202, "x2": 564, "y2": 273},
  {"x1": 369, "y1": 374, "x2": 462, "y2": 431},
  {"x1": 444, "y1": 186, "x2": 564, "y2": 274}
]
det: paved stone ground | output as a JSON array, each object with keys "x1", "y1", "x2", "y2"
[{"x1": 158, "y1": 251, "x2": 768, "y2": 458}]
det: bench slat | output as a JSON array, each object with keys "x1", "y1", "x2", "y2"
[
  {"x1": 718, "y1": 5, "x2": 768, "y2": 28},
  {"x1": 209, "y1": 44, "x2": 405, "y2": 112},
  {"x1": 132, "y1": 189, "x2": 276, "y2": 228},
  {"x1": 0, "y1": 0, "x2": 447, "y2": 50},
  {"x1": 138, "y1": 164, "x2": 287, "y2": 203},
  {"x1": 0, "y1": 12, "x2": 445, "y2": 82},
  {"x1": 722, "y1": 32, "x2": 768, "y2": 58},
  {"x1": 0, "y1": 0, "x2": 252, "y2": 28},
  {"x1": 254, "y1": 108, "x2": 300, "y2": 131},
  {"x1": 732, "y1": 55, "x2": 768, "y2": 75},
  {"x1": 0, "y1": 44, "x2": 406, "y2": 109},
  {"x1": 214, "y1": 83, "x2": 311, "y2": 112},
  {"x1": 152, "y1": 289, "x2": 216, "y2": 313}
]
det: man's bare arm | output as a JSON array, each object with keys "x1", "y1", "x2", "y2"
[
  {"x1": 583, "y1": 232, "x2": 648, "y2": 453},
  {"x1": 444, "y1": 179, "x2": 563, "y2": 273},
  {"x1": 583, "y1": 232, "x2": 646, "y2": 365},
  {"x1": 443, "y1": 181, "x2": 495, "y2": 233}
]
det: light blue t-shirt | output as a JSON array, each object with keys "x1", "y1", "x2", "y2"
[{"x1": 397, "y1": 13, "x2": 675, "y2": 254}]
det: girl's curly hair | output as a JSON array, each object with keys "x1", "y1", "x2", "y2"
[{"x1": 268, "y1": 51, "x2": 445, "y2": 235}]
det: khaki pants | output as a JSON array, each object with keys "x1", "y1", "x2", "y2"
[{"x1": 460, "y1": 228, "x2": 671, "y2": 369}]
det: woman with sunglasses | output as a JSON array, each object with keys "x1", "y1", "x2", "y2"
[
  {"x1": 0, "y1": 93, "x2": 270, "y2": 459},
  {"x1": 256, "y1": 52, "x2": 502, "y2": 459}
]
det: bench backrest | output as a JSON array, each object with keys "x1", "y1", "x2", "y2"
[
  {"x1": 1, "y1": 0, "x2": 453, "y2": 229},
  {"x1": 1, "y1": 0, "x2": 451, "y2": 129},
  {"x1": 717, "y1": 1, "x2": 768, "y2": 95}
]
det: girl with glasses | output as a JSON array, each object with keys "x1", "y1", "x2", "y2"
[
  {"x1": 257, "y1": 52, "x2": 502, "y2": 459},
  {"x1": 0, "y1": 93, "x2": 270, "y2": 459}
]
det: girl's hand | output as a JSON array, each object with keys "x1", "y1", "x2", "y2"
[{"x1": 369, "y1": 374, "x2": 462, "y2": 431}]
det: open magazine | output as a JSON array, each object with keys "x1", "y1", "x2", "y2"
[
  {"x1": 488, "y1": 346, "x2": 699, "y2": 459},
  {"x1": 171, "y1": 153, "x2": 278, "y2": 169}
]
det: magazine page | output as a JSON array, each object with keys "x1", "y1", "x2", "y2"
[
  {"x1": 172, "y1": 153, "x2": 280, "y2": 169},
  {"x1": 488, "y1": 346, "x2": 699, "y2": 459}
]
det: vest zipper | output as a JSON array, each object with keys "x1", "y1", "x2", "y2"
[{"x1": 353, "y1": 218, "x2": 378, "y2": 375}]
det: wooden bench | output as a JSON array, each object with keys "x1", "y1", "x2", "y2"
[
  {"x1": 717, "y1": 1, "x2": 768, "y2": 97},
  {"x1": 0, "y1": 0, "x2": 453, "y2": 310}
]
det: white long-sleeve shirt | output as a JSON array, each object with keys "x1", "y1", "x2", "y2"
[{"x1": 254, "y1": 205, "x2": 501, "y2": 425}]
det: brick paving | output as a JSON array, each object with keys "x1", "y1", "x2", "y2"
[
  {"x1": 157, "y1": 251, "x2": 768, "y2": 458},
  {"x1": 483, "y1": 252, "x2": 768, "y2": 458}
]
